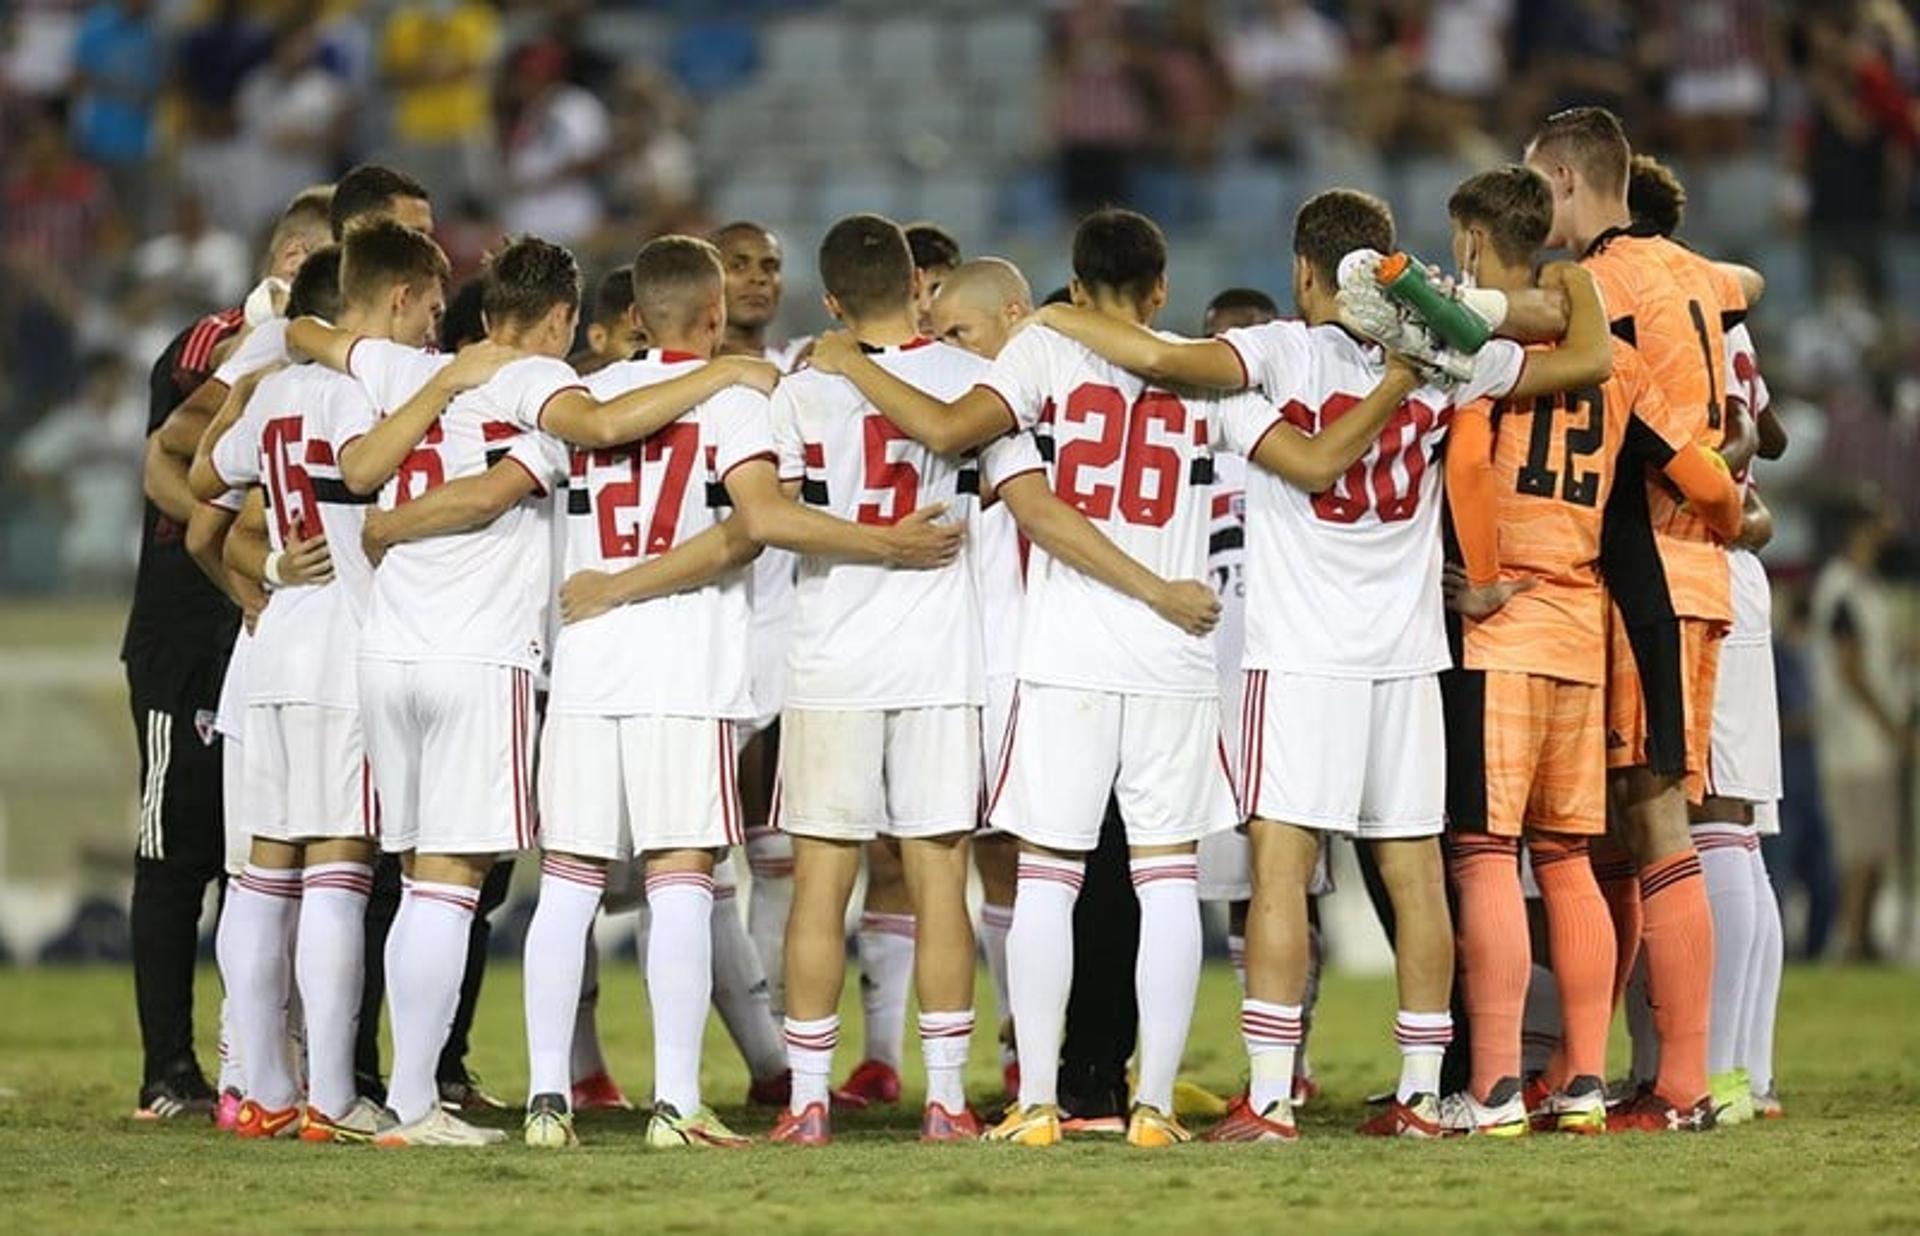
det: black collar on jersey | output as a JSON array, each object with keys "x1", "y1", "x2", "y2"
[
  {"x1": 856, "y1": 337, "x2": 934, "y2": 355},
  {"x1": 1582, "y1": 219, "x2": 1661, "y2": 259}
]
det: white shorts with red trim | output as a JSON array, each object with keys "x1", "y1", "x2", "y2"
[
  {"x1": 360, "y1": 659, "x2": 537, "y2": 856},
  {"x1": 241, "y1": 702, "x2": 376, "y2": 843},
  {"x1": 1707, "y1": 637, "x2": 1783, "y2": 805},
  {"x1": 1242, "y1": 669, "x2": 1444, "y2": 839},
  {"x1": 539, "y1": 713, "x2": 746, "y2": 860},
  {"x1": 978, "y1": 674, "x2": 1018, "y2": 837},
  {"x1": 775, "y1": 705, "x2": 980, "y2": 842},
  {"x1": 986, "y1": 684, "x2": 1240, "y2": 852}
]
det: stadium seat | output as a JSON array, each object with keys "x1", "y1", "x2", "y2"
[
  {"x1": 817, "y1": 167, "x2": 910, "y2": 223},
  {"x1": 668, "y1": 21, "x2": 762, "y2": 98},
  {"x1": 866, "y1": 14, "x2": 948, "y2": 82},
  {"x1": 762, "y1": 13, "x2": 852, "y2": 84},
  {"x1": 712, "y1": 178, "x2": 805, "y2": 231},
  {"x1": 906, "y1": 173, "x2": 994, "y2": 244},
  {"x1": 963, "y1": 13, "x2": 1047, "y2": 80},
  {"x1": 1696, "y1": 157, "x2": 1786, "y2": 246},
  {"x1": 1205, "y1": 162, "x2": 1299, "y2": 241}
]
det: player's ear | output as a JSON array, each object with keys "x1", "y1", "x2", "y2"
[
  {"x1": 1149, "y1": 272, "x2": 1169, "y2": 312},
  {"x1": 1067, "y1": 278, "x2": 1087, "y2": 308},
  {"x1": 821, "y1": 291, "x2": 845, "y2": 323}
]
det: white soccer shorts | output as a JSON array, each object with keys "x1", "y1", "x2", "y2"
[
  {"x1": 360, "y1": 659, "x2": 538, "y2": 856},
  {"x1": 538, "y1": 713, "x2": 747, "y2": 860},
  {"x1": 775, "y1": 705, "x2": 980, "y2": 842},
  {"x1": 1197, "y1": 828, "x2": 1250, "y2": 902},
  {"x1": 977, "y1": 674, "x2": 1018, "y2": 837},
  {"x1": 1240, "y1": 670, "x2": 1444, "y2": 840},
  {"x1": 1708, "y1": 638, "x2": 1783, "y2": 806},
  {"x1": 985, "y1": 684, "x2": 1240, "y2": 852},
  {"x1": 241, "y1": 703, "x2": 375, "y2": 843},
  {"x1": 220, "y1": 731, "x2": 249, "y2": 876}
]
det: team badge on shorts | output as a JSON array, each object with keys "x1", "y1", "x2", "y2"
[{"x1": 195, "y1": 709, "x2": 219, "y2": 746}]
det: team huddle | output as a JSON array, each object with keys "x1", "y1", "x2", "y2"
[{"x1": 156, "y1": 102, "x2": 1787, "y2": 1151}]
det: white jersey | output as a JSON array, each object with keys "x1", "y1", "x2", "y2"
[
  {"x1": 1210, "y1": 451, "x2": 1248, "y2": 764},
  {"x1": 549, "y1": 350, "x2": 776, "y2": 719},
  {"x1": 771, "y1": 338, "x2": 987, "y2": 709},
  {"x1": 1219, "y1": 319, "x2": 1524, "y2": 679},
  {"x1": 208, "y1": 363, "x2": 379, "y2": 709},
  {"x1": 1724, "y1": 322, "x2": 1772, "y2": 646},
  {"x1": 211, "y1": 316, "x2": 289, "y2": 389},
  {"x1": 350, "y1": 340, "x2": 577, "y2": 671},
  {"x1": 977, "y1": 324, "x2": 1274, "y2": 698},
  {"x1": 975, "y1": 500, "x2": 1023, "y2": 683},
  {"x1": 766, "y1": 338, "x2": 813, "y2": 373}
]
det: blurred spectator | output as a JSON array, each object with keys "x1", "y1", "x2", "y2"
[
  {"x1": 1784, "y1": 259, "x2": 1888, "y2": 393},
  {"x1": 69, "y1": 0, "x2": 161, "y2": 218},
  {"x1": 1148, "y1": 0, "x2": 1235, "y2": 171},
  {"x1": 1651, "y1": 0, "x2": 1774, "y2": 155},
  {"x1": 1048, "y1": 0, "x2": 1151, "y2": 215},
  {"x1": 234, "y1": 19, "x2": 354, "y2": 231},
  {"x1": 435, "y1": 194, "x2": 506, "y2": 287},
  {"x1": 378, "y1": 0, "x2": 501, "y2": 201},
  {"x1": 2, "y1": 0, "x2": 85, "y2": 99},
  {"x1": 1773, "y1": 593, "x2": 1839, "y2": 959},
  {"x1": 1228, "y1": 0, "x2": 1348, "y2": 163},
  {"x1": 173, "y1": 0, "x2": 273, "y2": 232},
  {"x1": 10, "y1": 350, "x2": 145, "y2": 588},
  {"x1": 1520, "y1": 0, "x2": 1636, "y2": 121},
  {"x1": 130, "y1": 194, "x2": 252, "y2": 314},
  {"x1": 1809, "y1": 491, "x2": 1912, "y2": 961},
  {"x1": 1408, "y1": 0, "x2": 1514, "y2": 161},
  {"x1": 602, "y1": 68, "x2": 699, "y2": 241},
  {"x1": 498, "y1": 42, "x2": 609, "y2": 244},
  {"x1": 546, "y1": 0, "x2": 617, "y2": 101}
]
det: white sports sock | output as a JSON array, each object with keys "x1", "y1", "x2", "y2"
[
  {"x1": 745, "y1": 828, "x2": 793, "y2": 1015},
  {"x1": 571, "y1": 935, "x2": 609, "y2": 1083},
  {"x1": 1625, "y1": 952, "x2": 1659, "y2": 1084},
  {"x1": 784, "y1": 1014, "x2": 838, "y2": 1114},
  {"x1": 1008, "y1": 854, "x2": 1083, "y2": 1109},
  {"x1": 1242, "y1": 999, "x2": 1303, "y2": 1113},
  {"x1": 1521, "y1": 962, "x2": 1563, "y2": 1077},
  {"x1": 385, "y1": 880, "x2": 478, "y2": 1125},
  {"x1": 1394, "y1": 1010, "x2": 1452, "y2": 1103},
  {"x1": 1227, "y1": 932, "x2": 1247, "y2": 995},
  {"x1": 978, "y1": 901, "x2": 1014, "y2": 1044},
  {"x1": 1746, "y1": 844, "x2": 1783, "y2": 1095},
  {"x1": 226, "y1": 865, "x2": 302, "y2": 1108},
  {"x1": 646, "y1": 869, "x2": 715, "y2": 1114},
  {"x1": 523, "y1": 857, "x2": 605, "y2": 1106},
  {"x1": 294, "y1": 861, "x2": 371, "y2": 1118},
  {"x1": 919, "y1": 1009, "x2": 974, "y2": 1112},
  {"x1": 710, "y1": 880, "x2": 788, "y2": 1083},
  {"x1": 1698, "y1": 827, "x2": 1757, "y2": 1075},
  {"x1": 1130, "y1": 856, "x2": 1202, "y2": 1115},
  {"x1": 214, "y1": 905, "x2": 246, "y2": 1096},
  {"x1": 857, "y1": 912, "x2": 915, "y2": 1070}
]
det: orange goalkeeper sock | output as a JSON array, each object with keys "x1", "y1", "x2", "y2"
[
  {"x1": 1639, "y1": 850, "x2": 1715, "y2": 1108},
  {"x1": 1449, "y1": 835, "x2": 1529, "y2": 1102}
]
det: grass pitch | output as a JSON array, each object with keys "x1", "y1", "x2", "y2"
[{"x1": 1, "y1": 963, "x2": 1915, "y2": 1234}]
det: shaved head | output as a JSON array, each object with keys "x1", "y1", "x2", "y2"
[{"x1": 929, "y1": 257, "x2": 1033, "y2": 359}]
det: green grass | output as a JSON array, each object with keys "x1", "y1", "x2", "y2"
[{"x1": 1, "y1": 963, "x2": 1916, "y2": 1234}]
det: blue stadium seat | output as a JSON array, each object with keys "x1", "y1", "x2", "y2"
[
  {"x1": 867, "y1": 14, "x2": 947, "y2": 82},
  {"x1": 668, "y1": 21, "x2": 761, "y2": 98},
  {"x1": 762, "y1": 13, "x2": 852, "y2": 84},
  {"x1": 1205, "y1": 162, "x2": 1298, "y2": 242},
  {"x1": 964, "y1": 12, "x2": 1047, "y2": 80}
]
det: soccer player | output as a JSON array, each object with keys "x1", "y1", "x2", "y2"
[
  {"x1": 815, "y1": 207, "x2": 1427, "y2": 1147},
  {"x1": 1027, "y1": 192, "x2": 1611, "y2": 1142},
  {"x1": 126, "y1": 183, "x2": 333, "y2": 1121},
  {"x1": 1524, "y1": 107, "x2": 1746, "y2": 1131},
  {"x1": 905, "y1": 221, "x2": 962, "y2": 336},
  {"x1": 1202, "y1": 288, "x2": 1281, "y2": 335},
  {"x1": 1434, "y1": 165, "x2": 1743, "y2": 1136},
  {"x1": 521, "y1": 233, "x2": 962, "y2": 1150},
  {"x1": 570, "y1": 264, "x2": 647, "y2": 375}
]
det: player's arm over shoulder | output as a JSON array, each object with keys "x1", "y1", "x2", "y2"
[
  {"x1": 1620, "y1": 352, "x2": 1742, "y2": 542},
  {"x1": 1033, "y1": 305, "x2": 1249, "y2": 390},
  {"x1": 809, "y1": 331, "x2": 1011, "y2": 455},
  {"x1": 1503, "y1": 263, "x2": 1612, "y2": 398}
]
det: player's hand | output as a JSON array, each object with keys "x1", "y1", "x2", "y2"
[
  {"x1": 437, "y1": 340, "x2": 524, "y2": 392},
  {"x1": 806, "y1": 330, "x2": 859, "y2": 376},
  {"x1": 720, "y1": 355, "x2": 782, "y2": 394},
  {"x1": 882, "y1": 502, "x2": 965, "y2": 569},
  {"x1": 1442, "y1": 563, "x2": 1534, "y2": 619},
  {"x1": 1150, "y1": 579, "x2": 1221, "y2": 636},
  {"x1": 360, "y1": 513, "x2": 392, "y2": 568},
  {"x1": 280, "y1": 526, "x2": 333, "y2": 585},
  {"x1": 560, "y1": 569, "x2": 624, "y2": 624}
]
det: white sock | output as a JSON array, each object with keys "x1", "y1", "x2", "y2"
[
  {"x1": 1698, "y1": 825, "x2": 1757, "y2": 1075},
  {"x1": 1625, "y1": 952, "x2": 1659, "y2": 1084},
  {"x1": 857, "y1": 912, "x2": 915, "y2": 1071},
  {"x1": 1008, "y1": 854, "x2": 1083, "y2": 1109},
  {"x1": 294, "y1": 861, "x2": 371, "y2": 1118},
  {"x1": 919, "y1": 1009, "x2": 974, "y2": 1112},
  {"x1": 1130, "y1": 855, "x2": 1202, "y2": 1115},
  {"x1": 1746, "y1": 843, "x2": 1783, "y2": 1095},
  {"x1": 1243, "y1": 999, "x2": 1303, "y2": 1113},
  {"x1": 978, "y1": 901, "x2": 1014, "y2": 1038},
  {"x1": 226, "y1": 865, "x2": 302, "y2": 1108},
  {"x1": 523, "y1": 857, "x2": 605, "y2": 1105},
  {"x1": 1521, "y1": 962, "x2": 1562, "y2": 1077},
  {"x1": 1394, "y1": 1010, "x2": 1452, "y2": 1103},
  {"x1": 646, "y1": 869, "x2": 715, "y2": 1114},
  {"x1": 385, "y1": 880, "x2": 478, "y2": 1125},
  {"x1": 1227, "y1": 932, "x2": 1247, "y2": 996},
  {"x1": 710, "y1": 880, "x2": 787, "y2": 1083},
  {"x1": 571, "y1": 935, "x2": 609, "y2": 1083},
  {"x1": 214, "y1": 904, "x2": 246, "y2": 1096},
  {"x1": 784, "y1": 1014, "x2": 838, "y2": 1114},
  {"x1": 745, "y1": 828, "x2": 793, "y2": 1015}
]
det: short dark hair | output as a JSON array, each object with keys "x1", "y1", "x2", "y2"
[
  {"x1": 818, "y1": 214, "x2": 914, "y2": 320},
  {"x1": 1448, "y1": 166, "x2": 1553, "y2": 266},
  {"x1": 440, "y1": 278, "x2": 487, "y2": 351},
  {"x1": 1627, "y1": 154, "x2": 1687, "y2": 238},
  {"x1": 1071, "y1": 208, "x2": 1166, "y2": 303},
  {"x1": 629, "y1": 236, "x2": 724, "y2": 336},
  {"x1": 904, "y1": 222, "x2": 961, "y2": 272},
  {"x1": 270, "y1": 186, "x2": 334, "y2": 251},
  {"x1": 593, "y1": 265, "x2": 636, "y2": 327},
  {"x1": 285, "y1": 245, "x2": 344, "y2": 322},
  {"x1": 1528, "y1": 106, "x2": 1631, "y2": 196},
  {"x1": 483, "y1": 236, "x2": 582, "y2": 330},
  {"x1": 1041, "y1": 285, "x2": 1073, "y2": 307},
  {"x1": 340, "y1": 220, "x2": 450, "y2": 308},
  {"x1": 329, "y1": 163, "x2": 431, "y2": 240},
  {"x1": 1206, "y1": 287, "x2": 1279, "y2": 317},
  {"x1": 1292, "y1": 189, "x2": 1394, "y2": 286}
]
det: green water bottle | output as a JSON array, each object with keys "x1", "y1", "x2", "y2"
[{"x1": 1376, "y1": 252, "x2": 1491, "y2": 354}]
